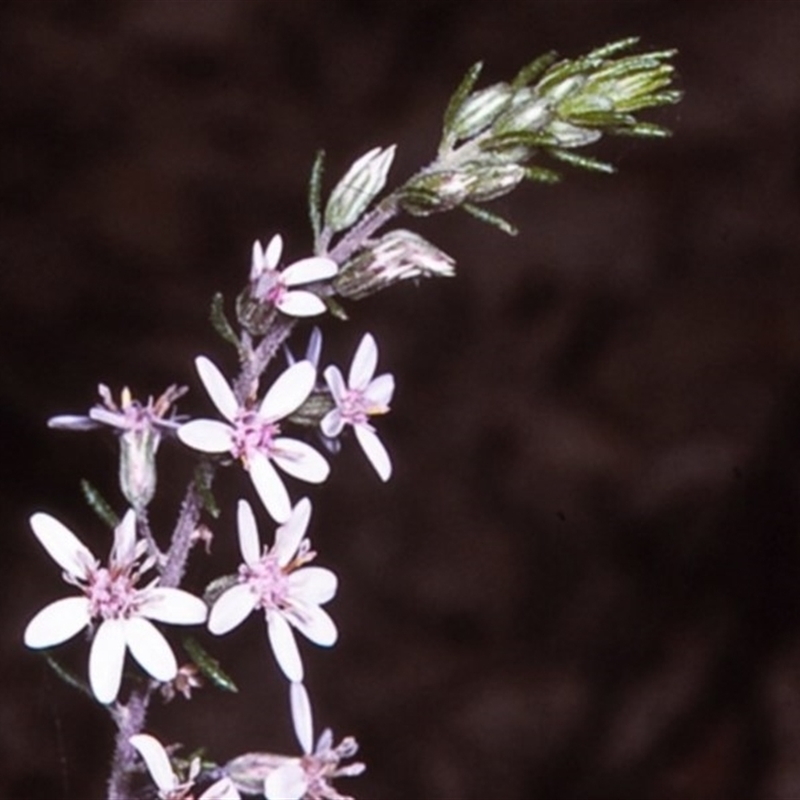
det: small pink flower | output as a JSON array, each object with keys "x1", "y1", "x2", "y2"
[
  {"x1": 321, "y1": 333, "x2": 394, "y2": 481},
  {"x1": 208, "y1": 499, "x2": 337, "y2": 683},
  {"x1": 178, "y1": 357, "x2": 329, "y2": 523},
  {"x1": 23, "y1": 511, "x2": 207, "y2": 705},
  {"x1": 251, "y1": 236, "x2": 338, "y2": 318}
]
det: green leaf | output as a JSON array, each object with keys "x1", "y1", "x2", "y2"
[
  {"x1": 586, "y1": 37, "x2": 640, "y2": 60},
  {"x1": 194, "y1": 463, "x2": 219, "y2": 520},
  {"x1": 610, "y1": 121, "x2": 672, "y2": 138},
  {"x1": 511, "y1": 50, "x2": 559, "y2": 89},
  {"x1": 209, "y1": 293, "x2": 240, "y2": 351},
  {"x1": 45, "y1": 653, "x2": 94, "y2": 699},
  {"x1": 308, "y1": 149, "x2": 325, "y2": 247},
  {"x1": 524, "y1": 165, "x2": 562, "y2": 184},
  {"x1": 80, "y1": 479, "x2": 119, "y2": 528},
  {"x1": 462, "y1": 202, "x2": 518, "y2": 236},
  {"x1": 182, "y1": 636, "x2": 239, "y2": 693},
  {"x1": 546, "y1": 148, "x2": 616, "y2": 174},
  {"x1": 441, "y1": 61, "x2": 483, "y2": 144},
  {"x1": 324, "y1": 295, "x2": 349, "y2": 319}
]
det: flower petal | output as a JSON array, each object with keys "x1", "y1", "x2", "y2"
[
  {"x1": 264, "y1": 762, "x2": 307, "y2": 800},
  {"x1": 323, "y1": 365, "x2": 346, "y2": 404},
  {"x1": 237, "y1": 499, "x2": 261, "y2": 565},
  {"x1": 249, "y1": 453, "x2": 291, "y2": 523},
  {"x1": 208, "y1": 584, "x2": 258, "y2": 635},
  {"x1": 290, "y1": 681, "x2": 314, "y2": 755},
  {"x1": 320, "y1": 408, "x2": 344, "y2": 439},
  {"x1": 111, "y1": 509, "x2": 137, "y2": 568},
  {"x1": 281, "y1": 257, "x2": 338, "y2": 287},
  {"x1": 139, "y1": 588, "x2": 208, "y2": 625},
  {"x1": 272, "y1": 438, "x2": 330, "y2": 483},
  {"x1": 129, "y1": 734, "x2": 178, "y2": 794},
  {"x1": 259, "y1": 361, "x2": 315, "y2": 422},
  {"x1": 265, "y1": 233, "x2": 283, "y2": 269},
  {"x1": 250, "y1": 240, "x2": 266, "y2": 280},
  {"x1": 348, "y1": 333, "x2": 378, "y2": 390},
  {"x1": 268, "y1": 611, "x2": 303, "y2": 681},
  {"x1": 365, "y1": 373, "x2": 395, "y2": 408},
  {"x1": 277, "y1": 290, "x2": 327, "y2": 318},
  {"x1": 89, "y1": 618, "x2": 126, "y2": 704},
  {"x1": 355, "y1": 424, "x2": 392, "y2": 481},
  {"x1": 287, "y1": 567, "x2": 338, "y2": 606},
  {"x1": 124, "y1": 617, "x2": 177, "y2": 682},
  {"x1": 30, "y1": 512, "x2": 96, "y2": 581},
  {"x1": 178, "y1": 419, "x2": 233, "y2": 453},
  {"x1": 200, "y1": 777, "x2": 242, "y2": 800},
  {"x1": 195, "y1": 357, "x2": 239, "y2": 422},
  {"x1": 274, "y1": 498, "x2": 311, "y2": 567},
  {"x1": 285, "y1": 602, "x2": 338, "y2": 647},
  {"x1": 47, "y1": 414, "x2": 101, "y2": 431},
  {"x1": 24, "y1": 596, "x2": 91, "y2": 648}
]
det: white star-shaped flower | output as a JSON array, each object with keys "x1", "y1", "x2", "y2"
[
  {"x1": 320, "y1": 333, "x2": 394, "y2": 481},
  {"x1": 23, "y1": 510, "x2": 208, "y2": 705},
  {"x1": 265, "y1": 682, "x2": 365, "y2": 800},
  {"x1": 208, "y1": 499, "x2": 337, "y2": 683},
  {"x1": 178, "y1": 357, "x2": 330, "y2": 523},
  {"x1": 251, "y1": 235, "x2": 338, "y2": 318},
  {"x1": 130, "y1": 733, "x2": 241, "y2": 800}
]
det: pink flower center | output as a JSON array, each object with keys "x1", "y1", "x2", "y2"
[
  {"x1": 87, "y1": 567, "x2": 139, "y2": 620},
  {"x1": 231, "y1": 411, "x2": 280, "y2": 461},
  {"x1": 240, "y1": 553, "x2": 290, "y2": 610},
  {"x1": 255, "y1": 271, "x2": 286, "y2": 306},
  {"x1": 338, "y1": 389, "x2": 370, "y2": 427}
]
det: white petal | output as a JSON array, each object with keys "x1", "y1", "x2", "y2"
[
  {"x1": 274, "y1": 498, "x2": 311, "y2": 567},
  {"x1": 47, "y1": 414, "x2": 101, "y2": 431},
  {"x1": 196, "y1": 357, "x2": 239, "y2": 422},
  {"x1": 268, "y1": 611, "x2": 303, "y2": 681},
  {"x1": 348, "y1": 333, "x2": 378, "y2": 390},
  {"x1": 265, "y1": 233, "x2": 283, "y2": 269},
  {"x1": 285, "y1": 602, "x2": 338, "y2": 647},
  {"x1": 272, "y1": 438, "x2": 330, "y2": 483},
  {"x1": 124, "y1": 617, "x2": 177, "y2": 682},
  {"x1": 365, "y1": 373, "x2": 395, "y2": 408},
  {"x1": 320, "y1": 408, "x2": 344, "y2": 438},
  {"x1": 129, "y1": 734, "x2": 178, "y2": 794},
  {"x1": 178, "y1": 419, "x2": 233, "y2": 453},
  {"x1": 250, "y1": 240, "x2": 265, "y2": 280},
  {"x1": 200, "y1": 777, "x2": 241, "y2": 800},
  {"x1": 139, "y1": 588, "x2": 208, "y2": 625},
  {"x1": 30, "y1": 513, "x2": 96, "y2": 580},
  {"x1": 89, "y1": 618, "x2": 126, "y2": 704},
  {"x1": 259, "y1": 361, "x2": 315, "y2": 422},
  {"x1": 323, "y1": 365, "x2": 346, "y2": 404},
  {"x1": 208, "y1": 584, "x2": 258, "y2": 635},
  {"x1": 249, "y1": 453, "x2": 291, "y2": 523},
  {"x1": 305, "y1": 327, "x2": 323, "y2": 368},
  {"x1": 290, "y1": 682, "x2": 314, "y2": 755},
  {"x1": 111, "y1": 509, "x2": 137, "y2": 568},
  {"x1": 355, "y1": 425, "x2": 392, "y2": 481},
  {"x1": 264, "y1": 762, "x2": 307, "y2": 800},
  {"x1": 288, "y1": 567, "x2": 338, "y2": 606},
  {"x1": 277, "y1": 290, "x2": 327, "y2": 318},
  {"x1": 281, "y1": 257, "x2": 338, "y2": 287},
  {"x1": 237, "y1": 499, "x2": 261, "y2": 565},
  {"x1": 24, "y1": 596, "x2": 91, "y2": 648}
]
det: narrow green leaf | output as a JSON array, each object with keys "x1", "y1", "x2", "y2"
[
  {"x1": 45, "y1": 653, "x2": 94, "y2": 699},
  {"x1": 308, "y1": 149, "x2": 325, "y2": 247},
  {"x1": 610, "y1": 121, "x2": 672, "y2": 138},
  {"x1": 324, "y1": 295, "x2": 349, "y2": 319},
  {"x1": 524, "y1": 165, "x2": 562, "y2": 184},
  {"x1": 511, "y1": 50, "x2": 559, "y2": 89},
  {"x1": 586, "y1": 37, "x2": 640, "y2": 60},
  {"x1": 546, "y1": 148, "x2": 616, "y2": 174},
  {"x1": 483, "y1": 130, "x2": 559, "y2": 150},
  {"x1": 194, "y1": 463, "x2": 220, "y2": 519},
  {"x1": 209, "y1": 293, "x2": 240, "y2": 350},
  {"x1": 183, "y1": 636, "x2": 239, "y2": 693},
  {"x1": 80, "y1": 479, "x2": 119, "y2": 528},
  {"x1": 462, "y1": 202, "x2": 518, "y2": 236},
  {"x1": 442, "y1": 61, "x2": 484, "y2": 140}
]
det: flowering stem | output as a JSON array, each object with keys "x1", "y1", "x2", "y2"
[{"x1": 106, "y1": 687, "x2": 153, "y2": 800}]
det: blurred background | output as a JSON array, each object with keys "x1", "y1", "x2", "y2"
[{"x1": 3, "y1": 1, "x2": 800, "y2": 798}]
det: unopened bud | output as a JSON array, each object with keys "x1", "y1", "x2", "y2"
[{"x1": 450, "y1": 82, "x2": 513, "y2": 142}]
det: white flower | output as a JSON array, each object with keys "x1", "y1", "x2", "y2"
[
  {"x1": 178, "y1": 357, "x2": 330, "y2": 523},
  {"x1": 320, "y1": 333, "x2": 394, "y2": 481},
  {"x1": 264, "y1": 682, "x2": 365, "y2": 800},
  {"x1": 23, "y1": 510, "x2": 208, "y2": 705},
  {"x1": 251, "y1": 235, "x2": 338, "y2": 318},
  {"x1": 208, "y1": 499, "x2": 337, "y2": 683},
  {"x1": 130, "y1": 733, "x2": 241, "y2": 800}
]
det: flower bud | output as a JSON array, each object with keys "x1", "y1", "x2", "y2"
[
  {"x1": 324, "y1": 145, "x2": 396, "y2": 233},
  {"x1": 465, "y1": 162, "x2": 526, "y2": 202},
  {"x1": 449, "y1": 82, "x2": 513, "y2": 142},
  {"x1": 492, "y1": 88, "x2": 553, "y2": 135}
]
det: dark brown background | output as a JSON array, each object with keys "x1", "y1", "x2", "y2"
[{"x1": 3, "y1": 2, "x2": 800, "y2": 798}]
